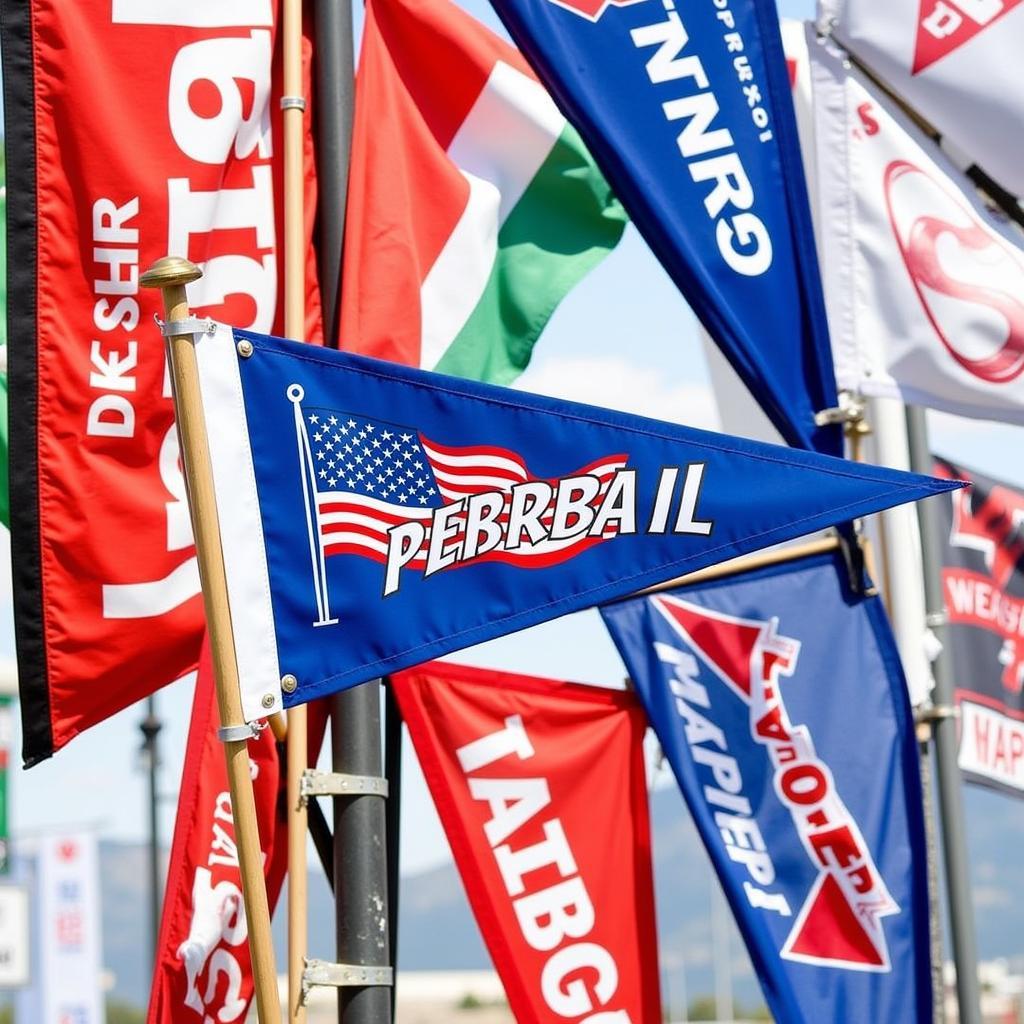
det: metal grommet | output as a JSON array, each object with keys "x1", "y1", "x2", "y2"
[
  {"x1": 281, "y1": 673, "x2": 298, "y2": 693},
  {"x1": 237, "y1": 338, "x2": 254, "y2": 358},
  {"x1": 261, "y1": 693, "x2": 276, "y2": 709}
]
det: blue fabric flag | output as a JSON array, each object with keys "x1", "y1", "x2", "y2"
[
  {"x1": 193, "y1": 325, "x2": 957, "y2": 719},
  {"x1": 601, "y1": 549, "x2": 932, "y2": 1024},
  {"x1": 485, "y1": 0, "x2": 841, "y2": 455}
]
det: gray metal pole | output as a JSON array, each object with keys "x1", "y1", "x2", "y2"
[
  {"x1": 140, "y1": 694, "x2": 162, "y2": 970},
  {"x1": 905, "y1": 405, "x2": 981, "y2": 1024},
  {"x1": 332, "y1": 682, "x2": 391, "y2": 1022},
  {"x1": 314, "y1": 2, "x2": 392, "y2": 1020},
  {"x1": 314, "y1": 0, "x2": 355, "y2": 347}
]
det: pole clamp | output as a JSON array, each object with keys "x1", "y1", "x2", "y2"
[
  {"x1": 925, "y1": 611, "x2": 948, "y2": 628},
  {"x1": 914, "y1": 703, "x2": 959, "y2": 726},
  {"x1": 299, "y1": 769, "x2": 389, "y2": 804},
  {"x1": 280, "y1": 95, "x2": 307, "y2": 111},
  {"x1": 155, "y1": 315, "x2": 217, "y2": 338},
  {"x1": 814, "y1": 393, "x2": 867, "y2": 428},
  {"x1": 217, "y1": 721, "x2": 267, "y2": 743},
  {"x1": 301, "y1": 960, "x2": 393, "y2": 1003}
]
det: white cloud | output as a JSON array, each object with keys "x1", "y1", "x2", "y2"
[{"x1": 515, "y1": 355, "x2": 720, "y2": 432}]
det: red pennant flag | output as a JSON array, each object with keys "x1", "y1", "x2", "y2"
[
  {"x1": 391, "y1": 662, "x2": 661, "y2": 1023},
  {"x1": 147, "y1": 641, "x2": 326, "y2": 1024},
  {"x1": 2, "y1": 2, "x2": 323, "y2": 765}
]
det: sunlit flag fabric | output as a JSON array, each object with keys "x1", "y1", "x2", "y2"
[
  {"x1": 485, "y1": 0, "x2": 842, "y2": 455},
  {"x1": 340, "y1": 0, "x2": 625, "y2": 381},
  {"x1": 822, "y1": 0, "x2": 1024, "y2": 198},
  {"x1": 391, "y1": 662, "x2": 661, "y2": 1022},
  {"x1": 601, "y1": 548, "x2": 932, "y2": 1024},
  {"x1": 187, "y1": 323, "x2": 957, "y2": 717},
  {"x1": 811, "y1": 31, "x2": 1024, "y2": 425}
]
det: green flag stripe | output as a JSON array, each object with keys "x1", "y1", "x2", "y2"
[{"x1": 434, "y1": 123, "x2": 625, "y2": 386}]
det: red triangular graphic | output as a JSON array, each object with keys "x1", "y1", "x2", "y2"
[
  {"x1": 913, "y1": 0, "x2": 1022, "y2": 74},
  {"x1": 654, "y1": 597, "x2": 763, "y2": 700},
  {"x1": 787, "y1": 875, "x2": 885, "y2": 968}
]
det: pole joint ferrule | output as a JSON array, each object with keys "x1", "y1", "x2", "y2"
[
  {"x1": 280, "y1": 95, "x2": 307, "y2": 111},
  {"x1": 925, "y1": 610, "x2": 948, "y2": 628},
  {"x1": 155, "y1": 314, "x2": 217, "y2": 338},
  {"x1": 301, "y1": 960, "x2": 393, "y2": 1003},
  {"x1": 299, "y1": 768, "x2": 389, "y2": 805},
  {"x1": 217, "y1": 721, "x2": 268, "y2": 743}
]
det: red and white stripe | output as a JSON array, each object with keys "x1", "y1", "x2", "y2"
[{"x1": 318, "y1": 450, "x2": 627, "y2": 571}]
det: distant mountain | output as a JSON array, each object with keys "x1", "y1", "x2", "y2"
[{"x1": 99, "y1": 782, "x2": 1024, "y2": 1013}]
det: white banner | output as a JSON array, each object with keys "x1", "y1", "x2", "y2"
[
  {"x1": 810, "y1": 31, "x2": 1024, "y2": 425},
  {"x1": 16, "y1": 833, "x2": 103, "y2": 1023},
  {"x1": 820, "y1": 0, "x2": 1024, "y2": 198},
  {"x1": 0, "y1": 884, "x2": 30, "y2": 987}
]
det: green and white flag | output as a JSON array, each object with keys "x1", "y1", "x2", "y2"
[{"x1": 339, "y1": 0, "x2": 625, "y2": 383}]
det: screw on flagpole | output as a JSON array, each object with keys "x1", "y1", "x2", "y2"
[{"x1": 141, "y1": 256, "x2": 282, "y2": 1024}]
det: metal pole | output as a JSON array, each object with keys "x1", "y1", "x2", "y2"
[
  {"x1": 314, "y1": 0, "x2": 356, "y2": 347},
  {"x1": 314, "y1": 3, "x2": 391, "y2": 1020},
  {"x1": 905, "y1": 404, "x2": 981, "y2": 1024},
  {"x1": 384, "y1": 682, "x2": 402, "y2": 1021},
  {"x1": 332, "y1": 683, "x2": 391, "y2": 1022},
  {"x1": 140, "y1": 694, "x2": 162, "y2": 971}
]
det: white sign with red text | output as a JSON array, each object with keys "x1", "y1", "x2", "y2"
[
  {"x1": 821, "y1": 0, "x2": 1024, "y2": 198},
  {"x1": 810, "y1": 31, "x2": 1024, "y2": 425}
]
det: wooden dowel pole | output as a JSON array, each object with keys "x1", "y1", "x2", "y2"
[
  {"x1": 634, "y1": 535, "x2": 842, "y2": 598},
  {"x1": 141, "y1": 257, "x2": 280, "y2": 1024},
  {"x1": 281, "y1": 2, "x2": 309, "y2": 1022}
]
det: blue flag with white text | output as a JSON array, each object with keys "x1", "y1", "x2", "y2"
[
  {"x1": 193, "y1": 325, "x2": 957, "y2": 719},
  {"x1": 601, "y1": 550, "x2": 931, "y2": 1024},
  {"x1": 486, "y1": 0, "x2": 841, "y2": 455}
]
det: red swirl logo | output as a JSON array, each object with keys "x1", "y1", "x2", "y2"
[{"x1": 885, "y1": 160, "x2": 1024, "y2": 384}]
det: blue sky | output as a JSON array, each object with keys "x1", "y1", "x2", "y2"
[{"x1": 5, "y1": 0, "x2": 1024, "y2": 885}]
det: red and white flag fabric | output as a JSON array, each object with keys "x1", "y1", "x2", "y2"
[
  {"x1": 304, "y1": 406, "x2": 627, "y2": 572},
  {"x1": 934, "y1": 458, "x2": 1024, "y2": 796},
  {"x1": 391, "y1": 661, "x2": 661, "y2": 1024},
  {"x1": 0, "y1": 2, "x2": 321, "y2": 764},
  {"x1": 821, "y1": 0, "x2": 1024, "y2": 197},
  {"x1": 809, "y1": 30, "x2": 1024, "y2": 425},
  {"x1": 340, "y1": 0, "x2": 625, "y2": 384},
  {"x1": 147, "y1": 642, "x2": 327, "y2": 1024}
]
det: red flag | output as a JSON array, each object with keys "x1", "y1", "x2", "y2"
[
  {"x1": 391, "y1": 662, "x2": 661, "y2": 1023},
  {"x1": 1, "y1": 2, "x2": 322, "y2": 764},
  {"x1": 147, "y1": 642, "x2": 326, "y2": 1024}
]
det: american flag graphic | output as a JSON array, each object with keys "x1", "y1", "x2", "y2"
[{"x1": 302, "y1": 409, "x2": 628, "y2": 571}]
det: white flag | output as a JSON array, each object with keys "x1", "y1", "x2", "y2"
[
  {"x1": 820, "y1": 0, "x2": 1024, "y2": 198},
  {"x1": 810, "y1": 32, "x2": 1024, "y2": 425}
]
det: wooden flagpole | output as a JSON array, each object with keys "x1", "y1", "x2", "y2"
[
  {"x1": 281, "y1": 0, "x2": 310, "y2": 1020},
  {"x1": 140, "y1": 257, "x2": 280, "y2": 1023}
]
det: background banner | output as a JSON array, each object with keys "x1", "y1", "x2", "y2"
[
  {"x1": 16, "y1": 831, "x2": 103, "y2": 1024},
  {"x1": 822, "y1": 0, "x2": 1024, "y2": 198},
  {"x1": 0, "y1": 0, "x2": 321, "y2": 764},
  {"x1": 934, "y1": 457, "x2": 1024, "y2": 795},
  {"x1": 810, "y1": 30, "x2": 1024, "y2": 425},
  {"x1": 601, "y1": 549, "x2": 932, "y2": 1024},
  {"x1": 487, "y1": 0, "x2": 844, "y2": 456},
  {"x1": 391, "y1": 661, "x2": 661, "y2": 1023}
]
